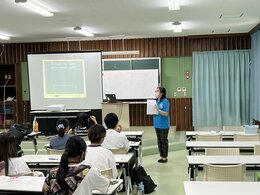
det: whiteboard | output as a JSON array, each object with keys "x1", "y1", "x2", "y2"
[{"x1": 103, "y1": 69, "x2": 159, "y2": 99}]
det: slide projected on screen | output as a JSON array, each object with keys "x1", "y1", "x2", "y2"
[
  {"x1": 27, "y1": 52, "x2": 102, "y2": 110},
  {"x1": 43, "y1": 59, "x2": 86, "y2": 98}
]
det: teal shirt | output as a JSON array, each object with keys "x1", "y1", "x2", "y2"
[{"x1": 153, "y1": 98, "x2": 170, "y2": 129}]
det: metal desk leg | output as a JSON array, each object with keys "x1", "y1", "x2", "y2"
[{"x1": 32, "y1": 137, "x2": 38, "y2": 154}]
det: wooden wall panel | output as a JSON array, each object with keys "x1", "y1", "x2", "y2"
[
  {"x1": 129, "y1": 98, "x2": 193, "y2": 131},
  {"x1": 0, "y1": 34, "x2": 251, "y2": 127}
]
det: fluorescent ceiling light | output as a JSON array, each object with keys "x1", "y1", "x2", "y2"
[
  {"x1": 102, "y1": 50, "x2": 139, "y2": 56},
  {"x1": 172, "y1": 21, "x2": 182, "y2": 33},
  {"x1": 168, "y1": 0, "x2": 180, "y2": 10},
  {"x1": 15, "y1": 0, "x2": 54, "y2": 17},
  {"x1": 73, "y1": 27, "x2": 94, "y2": 37},
  {"x1": 0, "y1": 34, "x2": 10, "y2": 40}
]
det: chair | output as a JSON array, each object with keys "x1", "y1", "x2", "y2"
[
  {"x1": 203, "y1": 163, "x2": 246, "y2": 181},
  {"x1": 110, "y1": 148, "x2": 127, "y2": 154},
  {"x1": 0, "y1": 161, "x2": 5, "y2": 176},
  {"x1": 101, "y1": 168, "x2": 113, "y2": 179},
  {"x1": 234, "y1": 134, "x2": 260, "y2": 141},
  {"x1": 223, "y1": 126, "x2": 244, "y2": 131},
  {"x1": 194, "y1": 126, "x2": 222, "y2": 131},
  {"x1": 205, "y1": 148, "x2": 240, "y2": 156},
  {"x1": 196, "y1": 134, "x2": 222, "y2": 141},
  {"x1": 46, "y1": 148, "x2": 64, "y2": 155},
  {"x1": 254, "y1": 145, "x2": 260, "y2": 155}
]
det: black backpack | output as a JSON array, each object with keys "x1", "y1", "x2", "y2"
[{"x1": 132, "y1": 165, "x2": 157, "y2": 194}]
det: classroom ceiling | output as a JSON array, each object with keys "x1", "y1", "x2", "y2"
[{"x1": 0, "y1": 0, "x2": 259, "y2": 43}]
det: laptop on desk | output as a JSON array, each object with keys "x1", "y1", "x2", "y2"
[{"x1": 105, "y1": 94, "x2": 117, "y2": 103}]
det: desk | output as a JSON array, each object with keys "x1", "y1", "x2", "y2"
[
  {"x1": 93, "y1": 179, "x2": 123, "y2": 195},
  {"x1": 186, "y1": 131, "x2": 245, "y2": 141},
  {"x1": 26, "y1": 131, "x2": 41, "y2": 154},
  {"x1": 122, "y1": 131, "x2": 143, "y2": 165},
  {"x1": 184, "y1": 181, "x2": 260, "y2": 195},
  {"x1": 186, "y1": 141, "x2": 260, "y2": 155},
  {"x1": 23, "y1": 154, "x2": 135, "y2": 195},
  {"x1": 187, "y1": 155, "x2": 260, "y2": 180},
  {"x1": 0, "y1": 176, "x2": 122, "y2": 195},
  {"x1": 0, "y1": 176, "x2": 45, "y2": 195}
]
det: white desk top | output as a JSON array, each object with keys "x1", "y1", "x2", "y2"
[
  {"x1": 30, "y1": 110, "x2": 90, "y2": 113},
  {"x1": 121, "y1": 131, "x2": 144, "y2": 137},
  {"x1": 45, "y1": 141, "x2": 140, "y2": 148},
  {"x1": 187, "y1": 155, "x2": 260, "y2": 165},
  {"x1": 27, "y1": 131, "x2": 41, "y2": 137},
  {"x1": 22, "y1": 154, "x2": 134, "y2": 164},
  {"x1": 186, "y1": 141, "x2": 260, "y2": 148},
  {"x1": 0, "y1": 176, "x2": 45, "y2": 192},
  {"x1": 186, "y1": 131, "x2": 245, "y2": 136},
  {"x1": 184, "y1": 181, "x2": 260, "y2": 195}
]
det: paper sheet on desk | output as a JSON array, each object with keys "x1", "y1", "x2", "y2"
[{"x1": 146, "y1": 100, "x2": 158, "y2": 115}]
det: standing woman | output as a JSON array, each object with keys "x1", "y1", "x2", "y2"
[{"x1": 154, "y1": 87, "x2": 170, "y2": 163}]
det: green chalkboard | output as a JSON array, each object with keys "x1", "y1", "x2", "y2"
[
  {"x1": 103, "y1": 60, "x2": 131, "y2": 70},
  {"x1": 132, "y1": 59, "x2": 160, "y2": 70}
]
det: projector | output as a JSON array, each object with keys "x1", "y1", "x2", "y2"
[{"x1": 47, "y1": 105, "x2": 66, "y2": 112}]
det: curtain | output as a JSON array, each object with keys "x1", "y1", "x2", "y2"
[
  {"x1": 250, "y1": 30, "x2": 260, "y2": 122},
  {"x1": 192, "y1": 50, "x2": 250, "y2": 127}
]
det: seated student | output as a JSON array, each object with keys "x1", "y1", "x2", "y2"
[
  {"x1": 83, "y1": 124, "x2": 118, "y2": 179},
  {"x1": 74, "y1": 112, "x2": 97, "y2": 136},
  {"x1": 43, "y1": 136, "x2": 109, "y2": 195},
  {"x1": 49, "y1": 118, "x2": 71, "y2": 150},
  {"x1": 102, "y1": 113, "x2": 129, "y2": 153},
  {"x1": 0, "y1": 132, "x2": 32, "y2": 176}
]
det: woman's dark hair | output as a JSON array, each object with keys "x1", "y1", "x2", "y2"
[
  {"x1": 88, "y1": 124, "x2": 106, "y2": 143},
  {"x1": 157, "y1": 87, "x2": 167, "y2": 99},
  {"x1": 76, "y1": 112, "x2": 95, "y2": 129},
  {"x1": 0, "y1": 132, "x2": 11, "y2": 175},
  {"x1": 7, "y1": 133, "x2": 18, "y2": 158},
  {"x1": 56, "y1": 136, "x2": 87, "y2": 190},
  {"x1": 104, "y1": 113, "x2": 118, "y2": 129},
  {"x1": 56, "y1": 118, "x2": 70, "y2": 137}
]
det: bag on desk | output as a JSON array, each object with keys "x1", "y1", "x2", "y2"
[{"x1": 132, "y1": 165, "x2": 157, "y2": 194}]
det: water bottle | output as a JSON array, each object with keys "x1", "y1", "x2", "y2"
[
  {"x1": 133, "y1": 182, "x2": 138, "y2": 195},
  {"x1": 137, "y1": 182, "x2": 144, "y2": 195}
]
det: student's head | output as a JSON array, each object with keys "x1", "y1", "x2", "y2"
[
  {"x1": 155, "y1": 87, "x2": 167, "y2": 99},
  {"x1": 56, "y1": 118, "x2": 70, "y2": 137},
  {"x1": 57, "y1": 136, "x2": 87, "y2": 189},
  {"x1": 76, "y1": 112, "x2": 95, "y2": 129},
  {"x1": 104, "y1": 113, "x2": 119, "y2": 129},
  {"x1": 0, "y1": 132, "x2": 15, "y2": 175},
  {"x1": 88, "y1": 124, "x2": 106, "y2": 144}
]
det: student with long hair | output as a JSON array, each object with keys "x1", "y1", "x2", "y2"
[
  {"x1": 154, "y1": 87, "x2": 170, "y2": 163},
  {"x1": 0, "y1": 132, "x2": 31, "y2": 176},
  {"x1": 49, "y1": 118, "x2": 71, "y2": 150},
  {"x1": 83, "y1": 124, "x2": 118, "y2": 179},
  {"x1": 43, "y1": 135, "x2": 109, "y2": 195}
]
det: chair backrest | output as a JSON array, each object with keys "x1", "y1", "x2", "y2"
[
  {"x1": 109, "y1": 148, "x2": 127, "y2": 154},
  {"x1": 0, "y1": 161, "x2": 5, "y2": 176},
  {"x1": 223, "y1": 126, "x2": 244, "y2": 131},
  {"x1": 196, "y1": 134, "x2": 222, "y2": 141},
  {"x1": 46, "y1": 148, "x2": 64, "y2": 155},
  {"x1": 244, "y1": 125, "x2": 259, "y2": 134},
  {"x1": 101, "y1": 168, "x2": 113, "y2": 179},
  {"x1": 234, "y1": 134, "x2": 260, "y2": 141},
  {"x1": 194, "y1": 126, "x2": 222, "y2": 131},
  {"x1": 205, "y1": 148, "x2": 240, "y2": 156},
  {"x1": 254, "y1": 145, "x2": 260, "y2": 155},
  {"x1": 203, "y1": 163, "x2": 246, "y2": 181}
]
